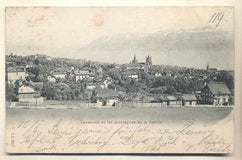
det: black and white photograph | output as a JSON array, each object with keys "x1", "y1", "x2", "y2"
[{"x1": 5, "y1": 7, "x2": 234, "y2": 154}]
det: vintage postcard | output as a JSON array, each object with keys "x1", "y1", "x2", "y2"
[{"x1": 5, "y1": 7, "x2": 234, "y2": 154}]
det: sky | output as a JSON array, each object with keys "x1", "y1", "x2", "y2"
[{"x1": 5, "y1": 7, "x2": 234, "y2": 70}]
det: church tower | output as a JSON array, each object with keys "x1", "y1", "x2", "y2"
[
  {"x1": 132, "y1": 54, "x2": 137, "y2": 64},
  {"x1": 206, "y1": 63, "x2": 209, "y2": 71},
  {"x1": 146, "y1": 55, "x2": 152, "y2": 66}
]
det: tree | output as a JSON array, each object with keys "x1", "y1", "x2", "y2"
[
  {"x1": 216, "y1": 71, "x2": 234, "y2": 91},
  {"x1": 41, "y1": 82, "x2": 55, "y2": 99},
  {"x1": 6, "y1": 83, "x2": 18, "y2": 101},
  {"x1": 108, "y1": 84, "x2": 115, "y2": 89},
  {"x1": 34, "y1": 59, "x2": 40, "y2": 65},
  {"x1": 165, "y1": 86, "x2": 176, "y2": 94},
  {"x1": 149, "y1": 87, "x2": 165, "y2": 94},
  {"x1": 26, "y1": 59, "x2": 46, "y2": 82},
  {"x1": 90, "y1": 90, "x2": 97, "y2": 103},
  {"x1": 14, "y1": 80, "x2": 21, "y2": 95}
]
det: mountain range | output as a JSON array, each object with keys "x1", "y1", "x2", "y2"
[{"x1": 79, "y1": 26, "x2": 233, "y2": 52}]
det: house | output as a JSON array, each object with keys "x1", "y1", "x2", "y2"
[
  {"x1": 154, "y1": 72, "x2": 162, "y2": 77},
  {"x1": 115, "y1": 64, "x2": 121, "y2": 69},
  {"x1": 34, "y1": 54, "x2": 52, "y2": 61},
  {"x1": 195, "y1": 91, "x2": 202, "y2": 103},
  {"x1": 86, "y1": 83, "x2": 97, "y2": 90},
  {"x1": 47, "y1": 75, "x2": 56, "y2": 82},
  {"x1": 53, "y1": 71, "x2": 66, "y2": 79},
  {"x1": 95, "y1": 89, "x2": 119, "y2": 106},
  {"x1": 181, "y1": 94, "x2": 197, "y2": 106},
  {"x1": 46, "y1": 56, "x2": 52, "y2": 61},
  {"x1": 25, "y1": 62, "x2": 33, "y2": 69},
  {"x1": 86, "y1": 83, "x2": 104, "y2": 90},
  {"x1": 126, "y1": 63, "x2": 144, "y2": 70},
  {"x1": 122, "y1": 71, "x2": 139, "y2": 80},
  {"x1": 159, "y1": 95, "x2": 169, "y2": 107},
  {"x1": 96, "y1": 67, "x2": 103, "y2": 74},
  {"x1": 18, "y1": 85, "x2": 44, "y2": 104},
  {"x1": 166, "y1": 95, "x2": 182, "y2": 107},
  {"x1": 152, "y1": 94, "x2": 181, "y2": 107},
  {"x1": 209, "y1": 68, "x2": 218, "y2": 72},
  {"x1": 102, "y1": 77, "x2": 112, "y2": 88},
  {"x1": 7, "y1": 67, "x2": 27, "y2": 84},
  {"x1": 201, "y1": 82, "x2": 231, "y2": 105},
  {"x1": 75, "y1": 70, "x2": 90, "y2": 81},
  {"x1": 89, "y1": 74, "x2": 95, "y2": 80},
  {"x1": 206, "y1": 64, "x2": 218, "y2": 72}
]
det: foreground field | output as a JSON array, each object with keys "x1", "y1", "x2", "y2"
[{"x1": 6, "y1": 106, "x2": 233, "y2": 124}]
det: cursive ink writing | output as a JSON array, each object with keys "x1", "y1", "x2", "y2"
[
  {"x1": 209, "y1": 12, "x2": 224, "y2": 27},
  {"x1": 12, "y1": 119, "x2": 232, "y2": 153}
]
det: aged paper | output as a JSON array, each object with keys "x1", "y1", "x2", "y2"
[{"x1": 2, "y1": 5, "x2": 240, "y2": 157}]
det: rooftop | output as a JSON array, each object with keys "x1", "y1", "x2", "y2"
[
  {"x1": 74, "y1": 70, "x2": 90, "y2": 75},
  {"x1": 181, "y1": 94, "x2": 197, "y2": 101},
  {"x1": 207, "y1": 82, "x2": 231, "y2": 95},
  {"x1": 7, "y1": 67, "x2": 25, "y2": 72},
  {"x1": 53, "y1": 71, "x2": 66, "y2": 75},
  {"x1": 122, "y1": 70, "x2": 138, "y2": 75},
  {"x1": 18, "y1": 85, "x2": 36, "y2": 94},
  {"x1": 95, "y1": 89, "x2": 119, "y2": 98}
]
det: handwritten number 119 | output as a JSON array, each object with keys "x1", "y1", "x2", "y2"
[{"x1": 209, "y1": 12, "x2": 224, "y2": 27}]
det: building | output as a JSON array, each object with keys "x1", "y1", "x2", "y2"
[
  {"x1": 95, "y1": 66, "x2": 103, "y2": 74},
  {"x1": 122, "y1": 71, "x2": 139, "y2": 80},
  {"x1": 34, "y1": 54, "x2": 52, "y2": 61},
  {"x1": 206, "y1": 64, "x2": 218, "y2": 72},
  {"x1": 53, "y1": 72, "x2": 66, "y2": 79},
  {"x1": 126, "y1": 63, "x2": 145, "y2": 70},
  {"x1": 102, "y1": 77, "x2": 112, "y2": 88},
  {"x1": 201, "y1": 82, "x2": 231, "y2": 105},
  {"x1": 154, "y1": 72, "x2": 162, "y2": 77},
  {"x1": 181, "y1": 94, "x2": 197, "y2": 106},
  {"x1": 25, "y1": 62, "x2": 33, "y2": 69},
  {"x1": 195, "y1": 91, "x2": 202, "y2": 103},
  {"x1": 153, "y1": 95, "x2": 182, "y2": 107},
  {"x1": 159, "y1": 95, "x2": 169, "y2": 107},
  {"x1": 86, "y1": 83, "x2": 97, "y2": 90},
  {"x1": 75, "y1": 70, "x2": 90, "y2": 81},
  {"x1": 166, "y1": 95, "x2": 182, "y2": 107},
  {"x1": 95, "y1": 89, "x2": 119, "y2": 106},
  {"x1": 18, "y1": 85, "x2": 44, "y2": 104},
  {"x1": 7, "y1": 67, "x2": 27, "y2": 84},
  {"x1": 47, "y1": 75, "x2": 56, "y2": 82},
  {"x1": 130, "y1": 54, "x2": 152, "y2": 66},
  {"x1": 127, "y1": 54, "x2": 152, "y2": 70},
  {"x1": 86, "y1": 83, "x2": 104, "y2": 90}
]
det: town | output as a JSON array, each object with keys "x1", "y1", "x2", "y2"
[{"x1": 6, "y1": 53, "x2": 234, "y2": 108}]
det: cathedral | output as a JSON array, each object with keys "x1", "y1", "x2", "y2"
[
  {"x1": 131, "y1": 54, "x2": 152, "y2": 66},
  {"x1": 128, "y1": 54, "x2": 152, "y2": 70}
]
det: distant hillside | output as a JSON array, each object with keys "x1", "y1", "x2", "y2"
[{"x1": 79, "y1": 26, "x2": 233, "y2": 52}]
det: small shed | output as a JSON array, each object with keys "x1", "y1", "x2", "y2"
[
  {"x1": 181, "y1": 94, "x2": 197, "y2": 106},
  {"x1": 95, "y1": 89, "x2": 119, "y2": 106},
  {"x1": 166, "y1": 95, "x2": 182, "y2": 107},
  {"x1": 159, "y1": 95, "x2": 169, "y2": 107},
  {"x1": 18, "y1": 85, "x2": 44, "y2": 104}
]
